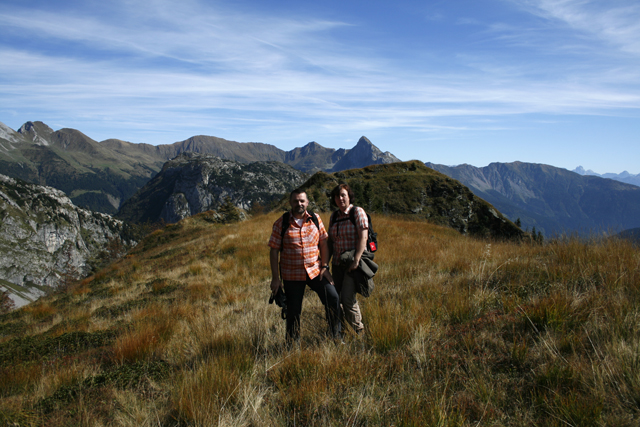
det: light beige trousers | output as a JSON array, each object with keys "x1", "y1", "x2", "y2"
[{"x1": 333, "y1": 264, "x2": 365, "y2": 334}]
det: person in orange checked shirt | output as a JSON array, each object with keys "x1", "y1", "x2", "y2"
[{"x1": 268, "y1": 189, "x2": 341, "y2": 344}]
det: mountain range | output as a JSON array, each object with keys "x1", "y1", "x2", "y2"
[
  {"x1": 0, "y1": 121, "x2": 399, "y2": 214},
  {"x1": 425, "y1": 161, "x2": 640, "y2": 236},
  {"x1": 573, "y1": 166, "x2": 640, "y2": 187},
  {"x1": 2, "y1": 119, "x2": 639, "y2": 238}
]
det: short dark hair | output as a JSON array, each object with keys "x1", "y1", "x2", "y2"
[
  {"x1": 289, "y1": 188, "x2": 307, "y2": 201},
  {"x1": 330, "y1": 183, "x2": 355, "y2": 207}
]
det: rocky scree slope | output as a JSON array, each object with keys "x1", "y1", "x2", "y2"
[
  {"x1": 0, "y1": 174, "x2": 139, "y2": 308},
  {"x1": 117, "y1": 153, "x2": 308, "y2": 224}
]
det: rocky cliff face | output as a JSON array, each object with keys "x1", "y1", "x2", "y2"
[
  {"x1": 0, "y1": 174, "x2": 139, "y2": 308},
  {"x1": 117, "y1": 153, "x2": 308, "y2": 224}
]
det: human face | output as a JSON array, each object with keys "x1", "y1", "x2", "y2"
[
  {"x1": 290, "y1": 192, "x2": 309, "y2": 218},
  {"x1": 335, "y1": 188, "x2": 350, "y2": 212}
]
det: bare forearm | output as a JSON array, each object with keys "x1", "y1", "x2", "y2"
[
  {"x1": 319, "y1": 239, "x2": 329, "y2": 266},
  {"x1": 354, "y1": 229, "x2": 367, "y2": 261}
]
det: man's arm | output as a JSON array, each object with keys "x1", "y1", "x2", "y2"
[
  {"x1": 270, "y1": 248, "x2": 281, "y2": 293},
  {"x1": 319, "y1": 238, "x2": 334, "y2": 285}
]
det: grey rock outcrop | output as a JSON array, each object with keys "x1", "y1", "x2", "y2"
[
  {"x1": 0, "y1": 174, "x2": 138, "y2": 308},
  {"x1": 117, "y1": 153, "x2": 308, "y2": 224}
]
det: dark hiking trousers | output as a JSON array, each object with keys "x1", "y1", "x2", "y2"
[{"x1": 283, "y1": 273, "x2": 341, "y2": 343}]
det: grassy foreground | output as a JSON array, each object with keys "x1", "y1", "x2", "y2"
[{"x1": 1, "y1": 211, "x2": 640, "y2": 426}]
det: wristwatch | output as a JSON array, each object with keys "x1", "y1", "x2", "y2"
[{"x1": 322, "y1": 264, "x2": 329, "y2": 269}]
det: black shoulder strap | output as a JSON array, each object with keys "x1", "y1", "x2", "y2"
[
  {"x1": 349, "y1": 206, "x2": 358, "y2": 226},
  {"x1": 309, "y1": 212, "x2": 320, "y2": 230},
  {"x1": 280, "y1": 211, "x2": 319, "y2": 251},
  {"x1": 280, "y1": 212, "x2": 290, "y2": 251},
  {"x1": 329, "y1": 210, "x2": 339, "y2": 229}
]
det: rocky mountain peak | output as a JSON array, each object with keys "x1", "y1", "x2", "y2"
[
  {"x1": 356, "y1": 136, "x2": 373, "y2": 147},
  {"x1": 301, "y1": 141, "x2": 324, "y2": 153},
  {"x1": 18, "y1": 121, "x2": 54, "y2": 146},
  {"x1": 573, "y1": 165, "x2": 599, "y2": 176},
  {"x1": 330, "y1": 136, "x2": 400, "y2": 171},
  {"x1": 572, "y1": 166, "x2": 640, "y2": 186}
]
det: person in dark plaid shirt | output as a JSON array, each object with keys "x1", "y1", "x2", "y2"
[
  {"x1": 329, "y1": 184, "x2": 369, "y2": 335},
  {"x1": 268, "y1": 189, "x2": 341, "y2": 344}
]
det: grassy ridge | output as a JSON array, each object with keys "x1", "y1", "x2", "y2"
[
  {"x1": 291, "y1": 161, "x2": 523, "y2": 239},
  {"x1": 1, "y1": 212, "x2": 639, "y2": 426}
]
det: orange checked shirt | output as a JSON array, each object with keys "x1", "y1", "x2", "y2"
[{"x1": 268, "y1": 211, "x2": 328, "y2": 281}]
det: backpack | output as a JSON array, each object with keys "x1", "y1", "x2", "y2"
[
  {"x1": 330, "y1": 206, "x2": 378, "y2": 253},
  {"x1": 279, "y1": 211, "x2": 320, "y2": 251}
]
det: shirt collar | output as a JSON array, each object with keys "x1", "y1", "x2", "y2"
[{"x1": 290, "y1": 209, "x2": 312, "y2": 223}]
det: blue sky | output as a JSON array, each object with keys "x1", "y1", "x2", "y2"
[{"x1": 1, "y1": 0, "x2": 639, "y2": 174}]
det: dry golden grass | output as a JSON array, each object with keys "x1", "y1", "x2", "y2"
[{"x1": 1, "y1": 210, "x2": 640, "y2": 426}]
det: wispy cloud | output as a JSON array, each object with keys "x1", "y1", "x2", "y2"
[
  {"x1": 511, "y1": 0, "x2": 640, "y2": 55},
  {"x1": 0, "y1": 0, "x2": 639, "y2": 163}
]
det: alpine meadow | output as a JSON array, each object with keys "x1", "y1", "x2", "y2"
[
  {"x1": 4, "y1": 0, "x2": 640, "y2": 424},
  {"x1": 2, "y1": 196, "x2": 640, "y2": 425}
]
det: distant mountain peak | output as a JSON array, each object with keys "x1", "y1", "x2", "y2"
[
  {"x1": 299, "y1": 141, "x2": 329, "y2": 154},
  {"x1": 330, "y1": 136, "x2": 400, "y2": 172},
  {"x1": 573, "y1": 166, "x2": 599, "y2": 176},
  {"x1": 18, "y1": 121, "x2": 54, "y2": 146},
  {"x1": 356, "y1": 136, "x2": 372, "y2": 146},
  {"x1": 572, "y1": 166, "x2": 639, "y2": 186}
]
